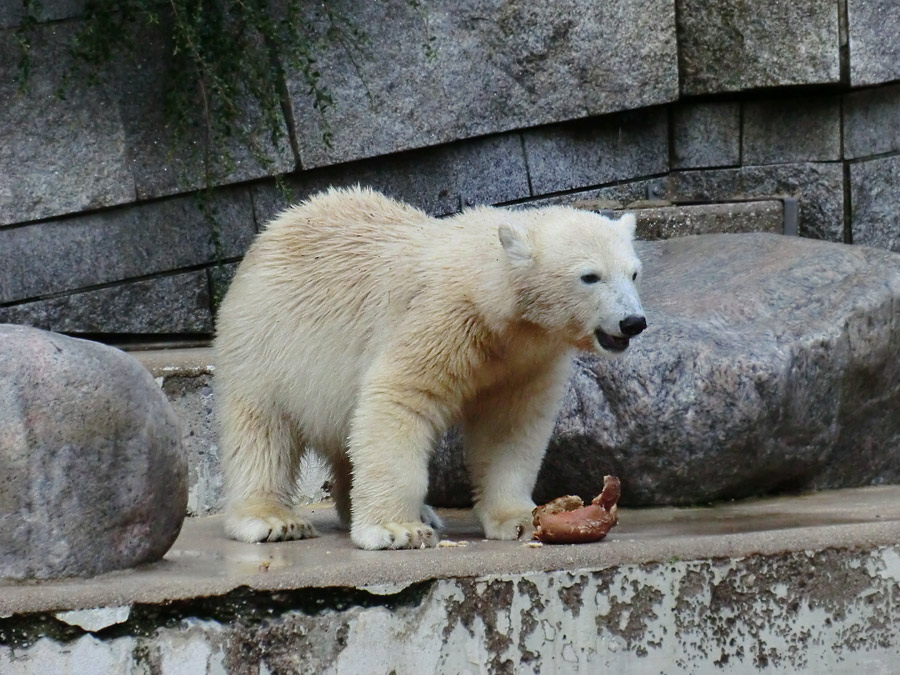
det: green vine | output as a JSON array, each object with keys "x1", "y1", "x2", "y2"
[
  {"x1": 14, "y1": 0, "x2": 359, "y2": 315},
  {"x1": 13, "y1": 0, "x2": 348, "y2": 198}
]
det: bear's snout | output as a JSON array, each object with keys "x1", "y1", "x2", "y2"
[{"x1": 619, "y1": 315, "x2": 647, "y2": 337}]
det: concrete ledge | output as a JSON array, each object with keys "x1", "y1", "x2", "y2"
[
  {"x1": 3, "y1": 487, "x2": 900, "y2": 673},
  {"x1": 3, "y1": 485, "x2": 900, "y2": 616}
]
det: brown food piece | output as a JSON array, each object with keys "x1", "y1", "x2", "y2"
[{"x1": 532, "y1": 475, "x2": 621, "y2": 544}]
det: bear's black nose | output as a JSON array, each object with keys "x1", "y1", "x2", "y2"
[{"x1": 620, "y1": 315, "x2": 647, "y2": 336}]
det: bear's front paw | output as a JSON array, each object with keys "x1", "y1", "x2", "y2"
[
  {"x1": 478, "y1": 505, "x2": 536, "y2": 541},
  {"x1": 225, "y1": 504, "x2": 318, "y2": 543},
  {"x1": 351, "y1": 521, "x2": 439, "y2": 550}
]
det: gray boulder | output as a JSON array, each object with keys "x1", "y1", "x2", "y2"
[
  {"x1": 428, "y1": 233, "x2": 900, "y2": 507},
  {"x1": 0, "y1": 325, "x2": 186, "y2": 579}
]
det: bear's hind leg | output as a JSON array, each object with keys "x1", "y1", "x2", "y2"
[{"x1": 220, "y1": 397, "x2": 318, "y2": 543}]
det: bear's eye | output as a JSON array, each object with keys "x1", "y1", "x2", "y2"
[
  {"x1": 581, "y1": 273, "x2": 601, "y2": 284},
  {"x1": 632, "y1": 272, "x2": 638, "y2": 281}
]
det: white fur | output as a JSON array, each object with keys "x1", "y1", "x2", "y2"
[{"x1": 214, "y1": 187, "x2": 643, "y2": 549}]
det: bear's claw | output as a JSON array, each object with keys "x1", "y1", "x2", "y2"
[
  {"x1": 351, "y1": 521, "x2": 439, "y2": 550},
  {"x1": 225, "y1": 506, "x2": 318, "y2": 543},
  {"x1": 478, "y1": 507, "x2": 536, "y2": 541}
]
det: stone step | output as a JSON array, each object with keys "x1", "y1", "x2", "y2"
[{"x1": 2, "y1": 487, "x2": 900, "y2": 673}]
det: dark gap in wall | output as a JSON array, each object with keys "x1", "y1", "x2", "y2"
[
  {"x1": 838, "y1": 0, "x2": 851, "y2": 87},
  {"x1": 738, "y1": 159, "x2": 845, "y2": 170},
  {"x1": 495, "y1": 171, "x2": 672, "y2": 208},
  {"x1": 666, "y1": 104, "x2": 677, "y2": 171},
  {"x1": 263, "y1": 36, "x2": 303, "y2": 173},
  {"x1": 0, "y1": 184, "x2": 252, "y2": 233},
  {"x1": 519, "y1": 133, "x2": 535, "y2": 198},
  {"x1": 839, "y1": 91, "x2": 850, "y2": 244},
  {"x1": 71, "y1": 333, "x2": 213, "y2": 350},
  {"x1": 248, "y1": 181, "x2": 262, "y2": 233},
  {"x1": 843, "y1": 162, "x2": 853, "y2": 244},
  {"x1": 672, "y1": 0, "x2": 685, "y2": 98},
  {"x1": 844, "y1": 148, "x2": 900, "y2": 164}
]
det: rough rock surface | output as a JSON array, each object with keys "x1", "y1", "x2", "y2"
[
  {"x1": 850, "y1": 154, "x2": 900, "y2": 254},
  {"x1": 0, "y1": 325, "x2": 186, "y2": 579},
  {"x1": 288, "y1": 0, "x2": 678, "y2": 167},
  {"x1": 428, "y1": 233, "x2": 900, "y2": 507},
  {"x1": 848, "y1": 0, "x2": 900, "y2": 86},
  {"x1": 678, "y1": 0, "x2": 840, "y2": 94}
]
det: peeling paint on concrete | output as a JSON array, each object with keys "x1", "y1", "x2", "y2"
[
  {"x1": 2, "y1": 545, "x2": 900, "y2": 673},
  {"x1": 54, "y1": 606, "x2": 131, "y2": 632}
]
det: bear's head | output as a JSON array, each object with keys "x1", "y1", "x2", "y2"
[{"x1": 498, "y1": 207, "x2": 646, "y2": 355}]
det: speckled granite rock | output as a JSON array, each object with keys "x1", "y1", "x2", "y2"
[
  {"x1": 0, "y1": 325, "x2": 186, "y2": 579},
  {"x1": 429, "y1": 233, "x2": 900, "y2": 507},
  {"x1": 287, "y1": 0, "x2": 678, "y2": 167}
]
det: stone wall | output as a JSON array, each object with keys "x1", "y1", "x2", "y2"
[{"x1": 1, "y1": 0, "x2": 898, "y2": 339}]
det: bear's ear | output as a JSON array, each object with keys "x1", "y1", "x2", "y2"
[
  {"x1": 498, "y1": 223, "x2": 532, "y2": 266},
  {"x1": 618, "y1": 213, "x2": 637, "y2": 237}
]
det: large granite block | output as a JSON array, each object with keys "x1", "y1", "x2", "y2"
[
  {"x1": 742, "y1": 97, "x2": 842, "y2": 164},
  {"x1": 647, "y1": 163, "x2": 846, "y2": 241},
  {"x1": 850, "y1": 154, "x2": 900, "y2": 252},
  {"x1": 0, "y1": 271, "x2": 213, "y2": 335},
  {"x1": 539, "y1": 234, "x2": 900, "y2": 505},
  {"x1": 0, "y1": 23, "x2": 134, "y2": 226},
  {"x1": 678, "y1": 0, "x2": 841, "y2": 95},
  {"x1": 252, "y1": 133, "x2": 530, "y2": 224},
  {"x1": 844, "y1": 84, "x2": 900, "y2": 158},
  {"x1": 523, "y1": 108, "x2": 669, "y2": 195},
  {"x1": 848, "y1": 0, "x2": 900, "y2": 86},
  {"x1": 0, "y1": 188, "x2": 254, "y2": 304},
  {"x1": 286, "y1": 0, "x2": 678, "y2": 168},
  {"x1": 671, "y1": 102, "x2": 741, "y2": 169}
]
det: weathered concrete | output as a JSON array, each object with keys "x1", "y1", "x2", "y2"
[
  {"x1": 2, "y1": 488, "x2": 900, "y2": 673},
  {"x1": 287, "y1": 0, "x2": 679, "y2": 167},
  {"x1": 0, "y1": 326, "x2": 186, "y2": 580}
]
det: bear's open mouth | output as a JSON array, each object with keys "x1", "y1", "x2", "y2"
[{"x1": 595, "y1": 329, "x2": 630, "y2": 353}]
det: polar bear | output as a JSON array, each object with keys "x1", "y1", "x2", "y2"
[{"x1": 214, "y1": 187, "x2": 646, "y2": 550}]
